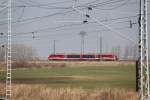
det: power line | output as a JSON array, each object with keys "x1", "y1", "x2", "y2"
[
  {"x1": 11, "y1": 26, "x2": 133, "y2": 49},
  {"x1": 11, "y1": 14, "x2": 138, "y2": 37},
  {"x1": 10, "y1": 0, "x2": 131, "y2": 11},
  {"x1": 0, "y1": 0, "x2": 73, "y2": 10},
  {"x1": 12, "y1": 26, "x2": 130, "y2": 42},
  {"x1": 89, "y1": 0, "x2": 128, "y2": 8},
  {"x1": 0, "y1": 0, "x2": 142, "y2": 26},
  {"x1": 18, "y1": 0, "x2": 72, "y2": 7},
  {"x1": 0, "y1": 4, "x2": 8, "y2": 13},
  {"x1": 17, "y1": 6, "x2": 25, "y2": 21},
  {"x1": 0, "y1": 9, "x2": 74, "y2": 26},
  {"x1": 0, "y1": 0, "x2": 137, "y2": 11},
  {"x1": 72, "y1": 1, "x2": 136, "y2": 44},
  {"x1": 97, "y1": 0, "x2": 130, "y2": 10}
]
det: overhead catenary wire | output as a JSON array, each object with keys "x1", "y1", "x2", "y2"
[
  {"x1": 1, "y1": 0, "x2": 149, "y2": 46},
  {"x1": 0, "y1": 0, "x2": 128, "y2": 22},
  {"x1": 18, "y1": 0, "x2": 72, "y2": 7},
  {"x1": 96, "y1": 0, "x2": 130, "y2": 10},
  {"x1": 0, "y1": 0, "x2": 145, "y2": 26},
  {"x1": 0, "y1": 0, "x2": 139, "y2": 12},
  {"x1": 12, "y1": 26, "x2": 131, "y2": 42},
  {"x1": 12, "y1": 0, "x2": 135, "y2": 13},
  {"x1": 17, "y1": 0, "x2": 129, "y2": 9},
  {"x1": 2, "y1": 11, "x2": 141, "y2": 28},
  {"x1": 87, "y1": 0, "x2": 129, "y2": 8},
  {"x1": 0, "y1": 9, "x2": 74, "y2": 26},
  {"x1": 17, "y1": 6, "x2": 25, "y2": 21},
  {"x1": 2, "y1": 0, "x2": 149, "y2": 58},
  {"x1": 0, "y1": 4, "x2": 8, "y2": 13},
  {"x1": 11, "y1": 16, "x2": 137, "y2": 37},
  {"x1": 0, "y1": 0, "x2": 145, "y2": 47},
  {"x1": 2, "y1": 0, "x2": 121, "y2": 9},
  {"x1": 72, "y1": 1, "x2": 136, "y2": 44},
  {"x1": 17, "y1": 0, "x2": 72, "y2": 10}
]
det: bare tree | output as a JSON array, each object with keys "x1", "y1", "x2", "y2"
[
  {"x1": 111, "y1": 45, "x2": 121, "y2": 59},
  {"x1": 0, "y1": 45, "x2": 6, "y2": 61},
  {"x1": 124, "y1": 44, "x2": 138, "y2": 60},
  {"x1": 12, "y1": 44, "x2": 37, "y2": 61},
  {"x1": 124, "y1": 45, "x2": 129, "y2": 60}
]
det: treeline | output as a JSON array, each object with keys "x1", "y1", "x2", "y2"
[
  {"x1": 0, "y1": 44, "x2": 37, "y2": 61},
  {"x1": 111, "y1": 44, "x2": 138, "y2": 60},
  {"x1": 0, "y1": 44, "x2": 150, "y2": 61}
]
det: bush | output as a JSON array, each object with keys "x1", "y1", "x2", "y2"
[
  {"x1": 49, "y1": 63, "x2": 66, "y2": 68},
  {"x1": 0, "y1": 63, "x2": 5, "y2": 70},
  {"x1": 12, "y1": 60, "x2": 30, "y2": 68}
]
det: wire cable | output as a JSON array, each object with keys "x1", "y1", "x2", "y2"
[
  {"x1": 97, "y1": 0, "x2": 130, "y2": 10},
  {"x1": 12, "y1": 15, "x2": 138, "y2": 37},
  {"x1": 72, "y1": 4, "x2": 136, "y2": 44}
]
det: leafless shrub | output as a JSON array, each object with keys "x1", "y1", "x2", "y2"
[
  {"x1": 12, "y1": 60, "x2": 30, "y2": 68},
  {"x1": 12, "y1": 61, "x2": 43, "y2": 69},
  {"x1": 12, "y1": 44, "x2": 37, "y2": 61},
  {"x1": 49, "y1": 63, "x2": 66, "y2": 68}
]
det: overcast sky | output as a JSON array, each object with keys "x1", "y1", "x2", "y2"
[{"x1": 0, "y1": 0, "x2": 150, "y2": 58}]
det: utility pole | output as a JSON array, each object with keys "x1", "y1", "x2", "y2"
[
  {"x1": 53, "y1": 40, "x2": 56, "y2": 55},
  {"x1": 137, "y1": 0, "x2": 149, "y2": 99},
  {"x1": 116, "y1": 46, "x2": 121, "y2": 59},
  {"x1": 79, "y1": 31, "x2": 86, "y2": 55},
  {"x1": 99, "y1": 36, "x2": 102, "y2": 54}
]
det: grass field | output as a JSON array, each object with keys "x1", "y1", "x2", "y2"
[{"x1": 0, "y1": 62, "x2": 136, "y2": 90}]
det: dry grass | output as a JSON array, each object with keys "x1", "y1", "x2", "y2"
[
  {"x1": 30, "y1": 61, "x2": 135, "y2": 68},
  {"x1": 1, "y1": 61, "x2": 135, "y2": 70},
  {"x1": 0, "y1": 84, "x2": 138, "y2": 100},
  {"x1": 11, "y1": 61, "x2": 135, "y2": 69},
  {"x1": 12, "y1": 61, "x2": 67, "y2": 69},
  {"x1": 0, "y1": 61, "x2": 138, "y2": 100},
  {"x1": 0, "y1": 84, "x2": 5, "y2": 97},
  {"x1": 0, "y1": 62, "x2": 5, "y2": 71}
]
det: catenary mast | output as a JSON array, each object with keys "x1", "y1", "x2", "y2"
[
  {"x1": 6, "y1": 0, "x2": 12, "y2": 99},
  {"x1": 138, "y1": 0, "x2": 149, "y2": 99}
]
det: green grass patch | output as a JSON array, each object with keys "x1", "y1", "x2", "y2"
[{"x1": 0, "y1": 65, "x2": 136, "y2": 90}]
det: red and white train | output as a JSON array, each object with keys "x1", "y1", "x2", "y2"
[{"x1": 48, "y1": 54, "x2": 118, "y2": 61}]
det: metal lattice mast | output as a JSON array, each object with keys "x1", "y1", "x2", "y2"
[
  {"x1": 6, "y1": 0, "x2": 12, "y2": 99},
  {"x1": 139, "y1": 0, "x2": 149, "y2": 99}
]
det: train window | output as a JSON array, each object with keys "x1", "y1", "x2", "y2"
[
  {"x1": 67, "y1": 55, "x2": 80, "y2": 58},
  {"x1": 82, "y1": 55, "x2": 95, "y2": 58}
]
